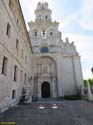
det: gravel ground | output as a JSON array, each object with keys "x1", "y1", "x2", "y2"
[{"x1": 0, "y1": 101, "x2": 93, "y2": 125}]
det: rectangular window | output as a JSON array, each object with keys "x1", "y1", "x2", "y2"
[
  {"x1": 16, "y1": 39, "x2": 19, "y2": 51},
  {"x1": 9, "y1": 0, "x2": 13, "y2": 10},
  {"x1": 17, "y1": 18, "x2": 19, "y2": 26},
  {"x1": 2, "y1": 56, "x2": 8, "y2": 75},
  {"x1": 21, "y1": 49, "x2": 24, "y2": 58},
  {"x1": 12, "y1": 90, "x2": 16, "y2": 99},
  {"x1": 6, "y1": 23, "x2": 11, "y2": 38},
  {"x1": 21, "y1": 70, "x2": 23, "y2": 81},
  {"x1": 24, "y1": 73, "x2": 27, "y2": 84},
  {"x1": 25, "y1": 56, "x2": 27, "y2": 64},
  {"x1": 14, "y1": 65, "x2": 18, "y2": 82},
  {"x1": 9, "y1": 0, "x2": 15, "y2": 16},
  {"x1": 9, "y1": 0, "x2": 12, "y2": 8}
]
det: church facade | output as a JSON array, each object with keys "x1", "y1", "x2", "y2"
[
  {"x1": 29, "y1": 2, "x2": 83, "y2": 99},
  {"x1": 0, "y1": 0, "x2": 83, "y2": 112}
]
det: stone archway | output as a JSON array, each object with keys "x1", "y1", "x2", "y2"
[
  {"x1": 33, "y1": 56, "x2": 57, "y2": 99},
  {"x1": 41, "y1": 82, "x2": 50, "y2": 98}
]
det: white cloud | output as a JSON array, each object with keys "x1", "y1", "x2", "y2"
[
  {"x1": 20, "y1": 0, "x2": 93, "y2": 31},
  {"x1": 59, "y1": 0, "x2": 93, "y2": 31},
  {"x1": 75, "y1": 0, "x2": 93, "y2": 30}
]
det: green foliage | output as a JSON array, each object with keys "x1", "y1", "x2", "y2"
[
  {"x1": 88, "y1": 78, "x2": 93, "y2": 87},
  {"x1": 64, "y1": 94, "x2": 81, "y2": 100},
  {"x1": 84, "y1": 80, "x2": 87, "y2": 87},
  {"x1": 83, "y1": 78, "x2": 93, "y2": 87}
]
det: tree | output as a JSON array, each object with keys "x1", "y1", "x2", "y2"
[
  {"x1": 88, "y1": 78, "x2": 93, "y2": 87},
  {"x1": 84, "y1": 78, "x2": 93, "y2": 87},
  {"x1": 84, "y1": 80, "x2": 87, "y2": 87}
]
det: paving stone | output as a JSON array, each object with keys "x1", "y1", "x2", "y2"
[{"x1": 0, "y1": 101, "x2": 93, "y2": 125}]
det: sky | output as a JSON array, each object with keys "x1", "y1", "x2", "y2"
[{"x1": 19, "y1": 0, "x2": 93, "y2": 79}]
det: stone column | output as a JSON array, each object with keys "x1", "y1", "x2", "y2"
[{"x1": 52, "y1": 78, "x2": 57, "y2": 97}]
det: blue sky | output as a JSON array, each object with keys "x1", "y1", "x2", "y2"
[{"x1": 20, "y1": 0, "x2": 93, "y2": 79}]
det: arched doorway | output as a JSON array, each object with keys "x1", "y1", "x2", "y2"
[{"x1": 41, "y1": 82, "x2": 50, "y2": 98}]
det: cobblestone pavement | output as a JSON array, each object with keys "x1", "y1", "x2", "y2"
[{"x1": 0, "y1": 101, "x2": 93, "y2": 125}]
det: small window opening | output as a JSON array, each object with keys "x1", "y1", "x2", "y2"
[
  {"x1": 12, "y1": 90, "x2": 16, "y2": 99},
  {"x1": 2, "y1": 56, "x2": 8, "y2": 75}
]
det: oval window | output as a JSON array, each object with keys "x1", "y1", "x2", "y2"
[{"x1": 40, "y1": 46, "x2": 49, "y2": 53}]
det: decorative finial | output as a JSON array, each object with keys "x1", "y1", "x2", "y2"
[
  {"x1": 65, "y1": 37, "x2": 69, "y2": 43},
  {"x1": 71, "y1": 41, "x2": 74, "y2": 45}
]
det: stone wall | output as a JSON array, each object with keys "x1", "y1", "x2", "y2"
[{"x1": 0, "y1": 0, "x2": 32, "y2": 112}]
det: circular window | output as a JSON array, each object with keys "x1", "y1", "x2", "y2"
[{"x1": 40, "y1": 46, "x2": 49, "y2": 53}]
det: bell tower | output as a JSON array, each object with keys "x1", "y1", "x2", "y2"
[
  {"x1": 28, "y1": 2, "x2": 62, "y2": 53},
  {"x1": 35, "y1": 2, "x2": 52, "y2": 22}
]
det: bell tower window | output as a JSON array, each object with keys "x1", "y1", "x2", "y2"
[
  {"x1": 43, "y1": 30, "x2": 45, "y2": 35},
  {"x1": 35, "y1": 31, "x2": 37, "y2": 36},
  {"x1": 33, "y1": 29, "x2": 38, "y2": 36},
  {"x1": 50, "y1": 32, "x2": 53, "y2": 36},
  {"x1": 41, "y1": 30, "x2": 47, "y2": 39},
  {"x1": 38, "y1": 15, "x2": 42, "y2": 21},
  {"x1": 41, "y1": 30, "x2": 47, "y2": 36},
  {"x1": 40, "y1": 18, "x2": 41, "y2": 21},
  {"x1": 45, "y1": 16, "x2": 48, "y2": 21}
]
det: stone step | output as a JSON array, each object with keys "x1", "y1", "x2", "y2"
[{"x1": 32, "y1": 97, "x2": 64, "y2": 102}]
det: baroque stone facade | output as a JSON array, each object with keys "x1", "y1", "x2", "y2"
[
  {"x1": 0, "y1": 0, "x2": 83, "y2": 112},
  {"x1": 0, "y1": 0, "x2": 32, "y2": 112},
  {"x1": 28, "y1": 2, "x2": 83, "y2": 99}
]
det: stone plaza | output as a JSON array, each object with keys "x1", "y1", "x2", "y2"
[{"x1": 0, "y1": 101, "x2": 93, "y2": 125}]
